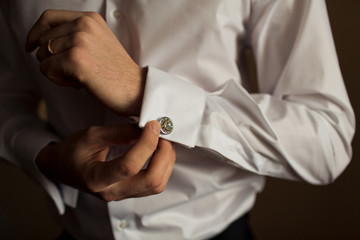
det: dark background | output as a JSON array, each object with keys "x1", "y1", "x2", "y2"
[{"x1": 1, "y1": 1, "x2": 359, "y2": 239}]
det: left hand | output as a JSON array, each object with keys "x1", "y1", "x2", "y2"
[
  {"x1": 35, "y1": 121, "x2": 176, "y2": 201},
  {"x1": 26, "y1": 10, "x2": 145, "y2": 116}
]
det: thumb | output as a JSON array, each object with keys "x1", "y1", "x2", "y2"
[{"x1": 89, "y1": 120, "x2": 161, "y2": 187}]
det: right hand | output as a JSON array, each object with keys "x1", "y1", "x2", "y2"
[{"x1": 35, "y1": 121, "x2": 176, "y2": 201}]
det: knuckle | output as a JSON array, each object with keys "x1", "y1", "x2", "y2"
[
  {"x1": 84, "y1": 181, "x2": 98, "y2": 193},
  {"x1": 75, "y1": 15, "x2": 96, "y2": 31},
  {"x1": 145, "y1": 176, "x2": 163, "y2": 191},
  {"x1": 99, "y1": 191, "x2": 115, "y2": 202},
  {"x1": 152, "y1": 185, "x2": 166, "y2": 195},
  {"x1": 87, "y1": 125, "x2": 100, "y2": 134},
  {"x1": 87, "y1": 11, "x2": 102, "y2": 21},
  {"x1": 40, "y1": 9, "x2": 53, "y2": 21},
  {"x1": 67, "y1": 48, "x2": 86, "y2": 79},
  {"x1": 83, "y1": 162, "x2": 112, "y2": 193},
  {"x1": 119, "y1": 161, "x2": 139, "y2": 178},
  {"x1": 85, "y1": 126, "x2": 101, "y2": 140},
  {"x1": 68, "y1": 47, "x2": 82, "y2": 62},
  {"x1": 72, "y1": 31, "x2": 88, "y2": 46}
]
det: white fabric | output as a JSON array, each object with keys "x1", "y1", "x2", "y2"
[{"x1": 0, "y1": 0, "x2": 355, "y2": 239}]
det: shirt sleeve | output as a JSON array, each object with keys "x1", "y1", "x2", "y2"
[
  {"x1": 0, "y1": 7, "x2": 66, "y2": 214},
  {"x1": 139, "y1": 0, "x2": 355, "y2": 185}
]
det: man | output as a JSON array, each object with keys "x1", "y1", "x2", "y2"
[{"x1": 0, "y1": 0, "x2": 355, "y2": 239}]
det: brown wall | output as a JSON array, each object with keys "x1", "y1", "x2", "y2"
[{"x1": 0, "y1": 1, "x2": 359, "y2": 239}]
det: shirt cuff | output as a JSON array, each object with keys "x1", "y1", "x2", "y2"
[{"x1": 139, "y1": 67, "x2": 206, "y2": 148}]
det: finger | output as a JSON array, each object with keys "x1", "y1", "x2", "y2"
[
  {"x1": 35, "y1": 40, "x2": 52, "y2": 61},
  {"x1": 141, "y1": 139, "x2": 174, "y2": 190},
  {"x1": 130, "y1": 140, "x2": 176, "y2": 198},
  {"x1": 73, "y1": 124, "x2": 143, "y2": 193},
  {"x1": 26, "y1": 10, "x2": 103, "y2": 52},
  {"x1": 36, "y1": 13, "x2": 102, "y2": 57},
  {"x1": 37, "y1": 17, "x2": 88, "y2": 48},
  {"x1": 93, "y1": 121, "x2": 161, "y2": 189},
  {"x1": 36, "y1": 32, "x2": 86, "y2": 61},
  {"x1": 39, "y1": 51, "x2": 81, "y2": 87},
  {"x1": 97, "y1": 139, "x2": 174, "y2": 201}
]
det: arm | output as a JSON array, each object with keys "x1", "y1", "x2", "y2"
[
  {"x1": 26, "y1": 1, "x2": 355, "y2": 185},
  {"x1": 2, "y1": 9, "x2": 175, "y2": 214},
  {"x1": 139, "y1": 0, "x2": 354, "y2": 184}
]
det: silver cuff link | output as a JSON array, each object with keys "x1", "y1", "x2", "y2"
[{"x1": 158, "y1": 117, "x2": 173, "y2": 135}]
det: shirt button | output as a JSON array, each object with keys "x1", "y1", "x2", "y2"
[
  {"x1": 118, "y1": 220, "x2": 128, "y2": 230},
  {"x1": 158, "y1": 117, "x2": 174, "y2": 135},
  {"x1": 112, "y1": 9, "x2": 124, "y2": 20}
]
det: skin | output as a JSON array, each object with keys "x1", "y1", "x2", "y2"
[
  {"x1": 26, "y1": 10, "x2": 144, "y2": 116},
  {"x1": 28, "y1": 10, "x2": 176, "y2": 201},
  {"x1": 36, "y1": 122, "x2": 176, "y2": 201}
]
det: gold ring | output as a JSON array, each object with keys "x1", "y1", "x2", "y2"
[{"x1": 47, "y1": 39, "x2": 55, "y2": 55}]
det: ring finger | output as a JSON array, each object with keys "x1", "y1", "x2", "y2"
[
  {"x1": 35, "y1": 17, "x2": 86, "y2": 61},
  {"x1": 36, "y1": 34, "x2": 76, "y2": 61}
]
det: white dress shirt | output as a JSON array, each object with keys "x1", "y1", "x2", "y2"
[{"x1": 0, "y1": 0, "x2": 355, "y2": 239}]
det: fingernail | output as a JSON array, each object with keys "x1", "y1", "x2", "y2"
[{"x1": 151, "y1": 121, "x2": 160, "y2": 135}]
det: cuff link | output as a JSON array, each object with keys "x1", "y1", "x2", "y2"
[{"x1": 157, "y1": 117, "x2": 173, "y2": 135}]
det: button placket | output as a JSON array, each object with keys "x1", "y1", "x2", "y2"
[{"x1": 112, "y1": 9, "x2": 124, "y2": 20}]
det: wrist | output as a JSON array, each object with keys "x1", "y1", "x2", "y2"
[{"x1": 123, "y1": 65, "x2": 147, "y2": 116}]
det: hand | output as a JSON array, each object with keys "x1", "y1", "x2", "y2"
[
  {"x1": 35, "y1": 121, "x2": 176, "y2": 201},
  {"x1": 26, "y1": 10, "x2": 145, "y2": 116}
]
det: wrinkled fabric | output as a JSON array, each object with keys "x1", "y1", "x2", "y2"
[{"x1": 0, "y1": 0, "x2": 354, "y2": 239}]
